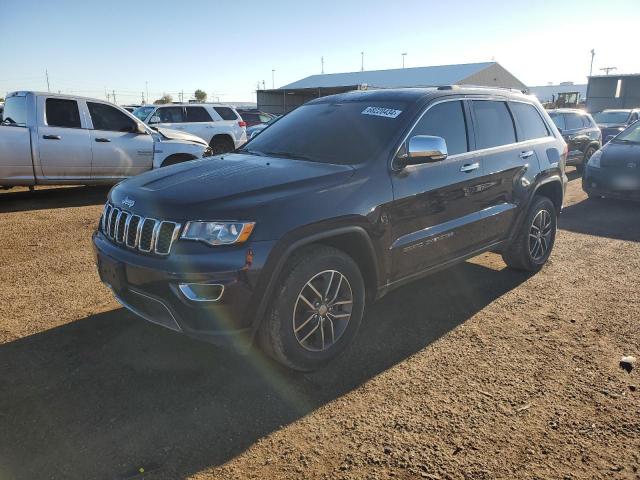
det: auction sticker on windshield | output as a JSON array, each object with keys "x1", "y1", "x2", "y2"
[{"x1": 361, "y1": 106, "x2": 402, "y2": 118}]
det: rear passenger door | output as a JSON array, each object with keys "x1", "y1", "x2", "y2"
[
  {"x1": 183, "y1": 106, "x2": 214, "y2": 143},
  {"x1": 389, "y1": 99, "x2": 487, "y2": 281},
  {"x1": 37, "y1": 97, "x2": 92, "y2": 178}
]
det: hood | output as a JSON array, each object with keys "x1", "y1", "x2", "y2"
[
  {"x1": 156, "y1": 127, "x2": 208, "y2": 146},
  {"x1": 600, "y1": 141, "x2": 640, "y2": 169},
  {"x1": 109, "y1": 153, "x2": 355, "y2": 218}
]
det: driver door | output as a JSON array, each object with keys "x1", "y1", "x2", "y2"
[{"x1": 388, "y1": 99, "x2": 487, "y2": 282}]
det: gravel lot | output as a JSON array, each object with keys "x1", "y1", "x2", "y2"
[{"x1": 1, "y1": 171, "x2": 639, "y2": 480}]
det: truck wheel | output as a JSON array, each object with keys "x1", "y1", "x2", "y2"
[
  {"x1": 161, "y1": 154, "x2": 196, "y2": 167},
  {"x1": 502, "y1": 195, "x2": 557, "y2": 272},
  {"x1": 260, "y1": 245, "x2": 366, "y2": 371},
  {"x1": 210, "y1": 136, "x2": 234, "y2": 155}
]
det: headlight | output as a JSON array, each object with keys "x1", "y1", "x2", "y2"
[
  {"x1": 587, "y1": 149, "x2": 602, "y2": 168},
  {"x1": 181, "y1": 221, "x2": 255, "y2": 246}
]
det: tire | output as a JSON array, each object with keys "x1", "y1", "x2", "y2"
[
  {"x1": 259, "y1": 245, "x2": 366, "y2": 371},
  {"x1": 578, "y1": 145, "x2": 597, "y2": 173},
  {"x1": 502, "y1": 195, "x2": 557, "y2": 272},
  {"x1": 161, "y1": 154, "x2": 196, "y2": 167},
  {"x1": 209, "y1": 136, "x2": 234, "y2": 155}
]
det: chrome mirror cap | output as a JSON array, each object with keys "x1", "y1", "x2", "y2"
[{"x1": 408, "y1": 135, "x2": 448, "y2": 161}]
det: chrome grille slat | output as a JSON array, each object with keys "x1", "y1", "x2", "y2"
[{"x1": 100, "y1": 202, "x2": 181, "y2": 256}]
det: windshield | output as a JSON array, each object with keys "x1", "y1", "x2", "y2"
[
  {"x1": 592, "y1": 111, "x2": 630, "y2": 124},
  {"x1": 613, "y1": 122, "x2": 640, "y2": 143},
  {"x1": 240, "y1": 101, "x2": 409, "y2": 164},
  {"x1": 132, "y1": 106, "x2": 155, "y2": 121},
  {"x1": 1, "y1": 95, "x2": 27, "y2": 126}
]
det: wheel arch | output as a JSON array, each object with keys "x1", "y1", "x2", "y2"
[
  {"x1": 533, "y1": 177, "x2": 564, "y2": 216},
  {"x1": 209, "y1": 133, "x2": 234, "y2": 147},
  {"x1": 250, "y1": 225, "x2": 380, "y2": 334},
  {"x1": 160, "y1": 153, "x2": 198, "y2": 167}
]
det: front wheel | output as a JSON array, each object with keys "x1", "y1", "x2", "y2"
[
  {"x1": 577, "y1": 146, "x2": 597, "y2": 173},
  {"x1": 259, "y1": 245, "x2": 365, "y2": 371},
  {"x1": 502, "y1": 195, "x2": 557, "y2": 272}
]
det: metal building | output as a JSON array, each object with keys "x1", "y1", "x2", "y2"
[
  {"x1": 586, "y1": 74, "x2": 640, "y2": 112},
  {"x1": 257, "y1": 61, "x2": 526, "y2": 115}
]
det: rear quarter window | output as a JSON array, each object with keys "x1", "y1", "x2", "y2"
[
  {"x1": 214, "y1": 107, "x2": 239, "y2": 120},
  {"x1": 509, "y1": 102, "x2": 549, "y2": 141}
]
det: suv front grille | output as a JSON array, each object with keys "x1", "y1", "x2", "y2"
[{"x1": 101, "y1": 203, "x2": 180, "y2": 256}]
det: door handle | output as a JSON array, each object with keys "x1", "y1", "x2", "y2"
[
  {"x1": 460, "y1": 162, "x2": 480, "y2": 173},
  {"x1": 519, "y1": 150, "x2": 535, "y2": 159},
  {"x1": 42, "y1": 134, "x2": 61, "y2": 140},
  {"x1": 95, "y1": 138, "x2": 111, "y2": 142}
]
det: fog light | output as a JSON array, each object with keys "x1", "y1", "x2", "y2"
[{"x1": 178, "y1": 283, "x2": 224, "y2": 302}]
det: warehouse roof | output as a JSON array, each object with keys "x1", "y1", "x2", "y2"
[{"x1": 281, "y1": 62, "x2": 497, "y2": 89}]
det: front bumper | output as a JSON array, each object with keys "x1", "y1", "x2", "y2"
[
  {"x1": 93, "y1": 231, "x2": 276, "y2": 343},
  {"x1": 582, "y1": 166, "x2": 640, "y2": 201}
]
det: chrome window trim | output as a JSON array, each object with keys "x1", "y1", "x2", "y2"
[{"x1": 391, "y1": 95, "x2": 557, "y2": 172}]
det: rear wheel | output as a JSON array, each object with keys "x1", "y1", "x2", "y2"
[
  {"x1": 502, "y1": 195, "x2": 557, "y2": 272},
  {"x1": 578, "y1": 145, "x2": 597, "y2": 173},
  {"x1": 259, "y1": 245, "x2": 365, "y2": 371},
  {"x1": 209, "y1": 136, "x2": 234, "y2": 155}
]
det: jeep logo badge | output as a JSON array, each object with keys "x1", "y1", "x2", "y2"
[{"x1": 122, "y1": 197, "x2": 135, "y2": 208}]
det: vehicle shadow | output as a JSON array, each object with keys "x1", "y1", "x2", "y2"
[
  {"x1": 0, "y1": 185, "x2": 110, "y2": 213},
  {"x1": 0, "y1": 260, "x2": 530, "y2": 479},
  {"x1": 559, "y1": 197, "x2": 640, "y2": 242}
]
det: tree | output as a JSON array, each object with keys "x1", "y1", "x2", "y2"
[
  {"x1": 153, "y1": 93, "x2": 173, "y2": 105},
  {"x1": 0, "y1": 97, "x2": 4, "y2": 103},
  {"x1": 194, "y1": 89, "x2": 207, "y2": 102}
]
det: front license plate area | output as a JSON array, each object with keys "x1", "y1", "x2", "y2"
[{"x1": 98, "y1": 255, "x2": 127, "y2": 292}]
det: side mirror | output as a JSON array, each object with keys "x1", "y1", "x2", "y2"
[
  {"x1": 135, "y1": 123, "x2": 147, "y2": 134},
  {"x1": 149, "y1": 115, "x2": 161, "y2": 124},
  {"x1": 397, "y1": 135, "x2": 448, "y2": 167}
]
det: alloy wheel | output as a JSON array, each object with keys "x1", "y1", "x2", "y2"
[
  {"x1": 529, "y1": 209, "x2": 553, "y2": 261},
  {"x1": 292, "y1": 270, "x2": 353, "y2": 352}
]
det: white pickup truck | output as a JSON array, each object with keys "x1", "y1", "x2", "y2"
[{"x1": 0, "y1": 91, "x2": 213, "y2": 187}]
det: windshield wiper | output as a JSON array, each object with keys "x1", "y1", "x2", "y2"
[{"x1": 263, "y1": 151, "x2": 314, "y2": 161}]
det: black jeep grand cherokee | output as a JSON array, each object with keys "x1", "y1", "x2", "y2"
[{"x1": 94, "y1": 87, "x2": 567, "y2": 371}]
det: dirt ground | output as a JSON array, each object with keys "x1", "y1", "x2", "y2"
[{"x1": 0, "y1": 171, "x2": 638, "y2": 480}]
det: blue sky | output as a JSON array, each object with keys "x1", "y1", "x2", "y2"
[{"x1": 1, "y1": 0, "x2": 638, "y2": 103}]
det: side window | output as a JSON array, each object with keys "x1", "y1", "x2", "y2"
[
  {"x1": 156, "y1": 107, "x2": 185, "y2": 123},
  {"x1": 549, "y1": 113, "x2": 565, "y2": 130},
  {"x1": 259, "y1": 114, "x2": 273, "y2": 123},
  {"x1": 509, "y1": 102, "x2": 549, "y2": 141},
  {"x1": 510, "y1": 102, "x2": 549, "y2": 141},
  {"x1": 46, "y1": 98, "x2": 81, "y2": 128},
  {"x1": 2, "y1": 95, "x2": 28, "y2": 126},
  {"x1": 631, "y1": 112, "x2": 639, "y2": 123},
  {"x1": 410, "y1": 100, "x2": 468, "y2": 155},
  {"x1": 185, "y1": 107, "x2": 213, "y2": 122},
  {"x1": 242, "y1": 113, "x2": 259, "y2": 123},
  {"x1": 214, "y1": 107, "x2": 238, "y2": 120},
  {"x1": 472, "y1": 100, "x2": 516, "y2": 149},
  {"x1": 87, "y1": 102, "x2": 136, "y2": 132},
  {"x1": 564, "y1": 113, "x2": 583, "y2": 130}
]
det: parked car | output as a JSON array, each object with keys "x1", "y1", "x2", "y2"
[
  {"x1": 237, "y1": 109, "x2": 275, "y2": 127},
  {"x1": 246, "y1": 115, "x2": 279, "y2": 140},
  {"x1": 583, "y1": 119, "x2": 640, "y2": 201},
  {"x1": 0, "y1": 91, "x2": 213, "y2": 187},
  {"x1": 548, "y1": 108, "x2": 601, "y2": 171},
  {"x1": 94, "y1": 86, "x2": 567, "y2": 371},
  {"x1": 133, "y1": 103, "x2": 247, "y2": 154},
  {"x1": 592, "y1": 109, "x2": 640, "y2": 143}
]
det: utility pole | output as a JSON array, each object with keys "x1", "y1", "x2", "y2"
[
  {"x1": 361, "y1": 52, "x2": 364, "y2": 72},
  {"x1": 600, "y1": 66, "x2": 617, "y2": 75},
  {"x1": 262, "y1": 80, "x2": 266, "y2": 90},
  {"x1": 45, "y1": 69, "x2": 50, "y2": 92},
  {"x1": 257, "y1": 81, "x2": 261, "y2": 91},
  {"x1": 402, "y1": 52, "x2": 407, "y2": 69},
  {"x1": 272, "y1": 69, "x2": 275, "y2": 89},
  {"x1": 145, "y1": 81, "x2": 149, "y2": 105},
  {"x1": 141, "y1": 92, "x2": 145, "y2": 104},
  {"x1": 589, "y1": 49, "x2": 595, "y2": 77},
  {"x1": 321, "y1": 56, "x2": 324, "y2": 74},
  {"x1": 112, "y1": 90, "x2": 116, "y2": 104}
]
